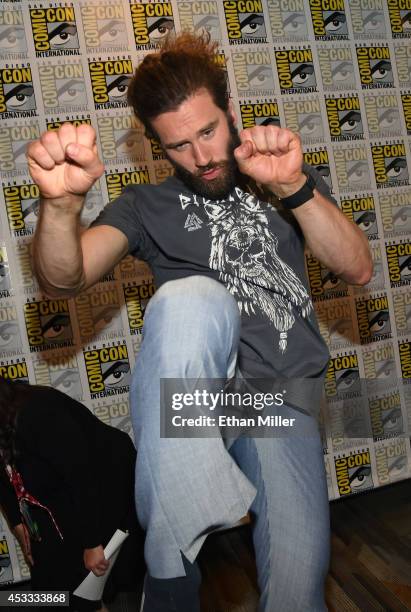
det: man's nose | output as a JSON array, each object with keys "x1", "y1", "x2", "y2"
[{"x1": 192, "y1": 142, "x2": 211, "y2": 168}]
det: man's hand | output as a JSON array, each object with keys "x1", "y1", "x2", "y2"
[
  {"x1": 234, "y1": 125, "x2": 306, "y2": 198},
  {"x1": 83, "y1": 545, "x2": 109, "y2": 577},
  {"x1": 26, "y1": 123, "x2": 104, "y2": 208},
  {"x1": 12, "y1": 523, "x2": 33, "y2": 567}
]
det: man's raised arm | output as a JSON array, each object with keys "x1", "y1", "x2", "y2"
[{"x1": 27, "y1": 123, "x2": 128, "y2": 297}]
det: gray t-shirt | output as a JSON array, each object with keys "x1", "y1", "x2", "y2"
[{"x1": 93, "y1": 165, "x2": 333, "y2": 380}]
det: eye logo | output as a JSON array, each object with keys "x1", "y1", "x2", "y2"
[
  {"x1": 325, "y1": 96, "x2": 364, "y2": 141},
  {"x1": 89, "y1": 59, "x2": 134, "y2": 109},
  {"x1": 309, "y1": 0, "x2": 348, "y2": 40},
  {"x1": 275, "y1": 48, "x2": 317, "y2": 93},
  {"x1": 224, "y1": 0, "x2": 267, "y2": 44},
  {"x1": 24, "y1": 299, "x2": 74, "y2": 352},
  {"x1": 81, "y1": 4, "x2": 128, "y2": 51},
  {"x1": 356, "y1": 295, "x2": 392, "y2": 344},
  {"x1": 0, "y1": 66, "x2": 37, "y2": 117},
  {"x1": 84, "y1": 343, "x2": 131, "y2": 397},
  {"x1": 356, "y1": 45, "x2": 394, "y2": 89},
  {"x1": 129, "y1": 2, "x2": 174, "y2": 49},
  {"x1": 29, "y1": 6, "x2": 80, "y2": 56},
  {"x1": 335, "y1": 450, "x2": 373, "y2": 496},
  {"x1": 372, "y1": 143, "x2": 409, "y2": 188},
  {"x1": 388, "y1": 1, "x2": 411, "y2": 38}
]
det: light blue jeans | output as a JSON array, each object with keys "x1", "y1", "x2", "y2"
[{"x1": 131, "y1": 276, "x2": 330, "y2": 611}]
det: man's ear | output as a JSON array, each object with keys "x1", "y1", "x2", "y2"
[{"x1": 228, "y1": 99, "x2": 238, "y2": 126}]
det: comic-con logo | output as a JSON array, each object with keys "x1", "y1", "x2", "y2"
[
  {"x1": 39, "y1": 61, "x2": 88, "y2": 113},
  {"x1": 341, "y1": 195, "x2": 378, "y2": 239},
  {"x1": 0, "y1": 121, "x2": 40, "y2": 176},
  {"x1": 356, "y1": 45, "x2": 394, "y2": 89},
  {"x1": 0, "y1": 300, "x2": 22, "y2": 356},
  {"x1": 386, "y1": 241, "x2": 411, "y2": 287},
  {"x1": 97, "y1": 113, "x2": 145, "y2": 166},
  {"x1": 178, "y1": 1, "x2": 221, "y2": 41},
  {"x1": 401, "y1": 93, "x2": 411, "y2": 135},
  {"x1": 369, "y1": 390, "x2": 403, "y2": 440},
  {"x1": 395, "y1": 42, "x2": 411, "y2": 85},
  {"x1": 123, "y1": 281, "x2": 155, "y2": 335},
  {"x1": 84, "y1": 342, "x2": 131, "y2": 398},
  {"x1": 388, "y1": 0, "x2": 411, "y2": 38},
  {"x1": 14, "y1": 239, "x2": 39, "y2": 295},
  {"x1": 89, "y1": 58, "x2": 133, "y2": 110},
  {"x1": 306, "y1": 254, "x2": 348, "y2": 301},
  {"x1": 355, "y1": 294, "x2": 392, "y2": 344},
  {"x1": 379, "y1": 190, "x2": 411, "y2": 237},
  {"x1": 33, "y1": 352, "x2": 82, "y2": 400},
  {"x1": 283, "y1": 97, "x2": 323, "y2": 143},
  {"x1": 364, "y1": 93, "x2": 401, "y2": 138},
  {"x1": 303, "y1": 148, "x2": 332, "y2": 191},
  {"x1": 375, "y1": 438, "x2": 408, "y2": 485},
  {"x1": 317, "y1": 45, "x2": 356, "y2": 91},
  {"x1": 335, "y1": 449, "x2": 373, "y2": 496},
  {"x1": 309, "y1": 0, "x2": 348, "y2": 40},
  {"x1": 275, "y1": 48, "x2": 317, "y2": 94},
  {"x1": 24, "y1": 298, "x2": 74, "y2": 352},
  {"x1": 362, "y1": 342, "x2": 396, "y2": 383},
  {"x1": 350, "y1": 1, "x2": 386, "y2": 39},
  {"x1": 233, "y1": 49, "x2": 275, "y2": 97},
  {"x1": 240, "y1": 101, "x2": 280, "y2": 128},
  {"x1": 0, "y1": 65, "x2": 36, "y2": 118},
  {"x1": 46, "y1": 116, "x2": 91, "y2": 131},
  {"x1": 360, "y1": 244, "x2": 385, "y2": 293},
  {"x1": 223, "y1": 0, "x2": 267, "y2": 44},
  {"x1": 105, "y1": 168, "x2": 150, "y2": 202},
  {"x1": 316, "y1": 299, "x2": 355, "y2": 350},
  {"x1": 333, "y1": 144, "x2": 370, "y2": 192},
  {"x1": 29, "y1": 4, "x2": 80, "y2": 57},
  {"x1": 0, "y1": 358, "x2": 28, "y2": 384},
  {"x1": 399, "y1": 339, "x2": 411, "y2": 378},
  {"x1": 324, "y1": 352, "x2": 360, "y2": 400},
  {"x1": 80, "y1": 3, "x2": 128, "y2": 52},
  {"x1": 129, "y1": 1, "x2": 174, "y2": 49},
  {"x1": 393, "y1": 288, "x2": 411, "y2": 336},
  {"x1": 0, "y1": 246, "x2": 11, "y2": 298},
  {"x1": 325, "y1": 95, "x2": 364, "y2": 141},
  {"x1": 75, "y1": 285, "x2": 123, "y2": 342},
  {"x1": 92, "y1": 398, "x2": 132, "y2": 434},
  {"x1": 371, "y1": 142, "x2": 409, "y2": 188},
  {"x1": 3, "y1": 182, "x2": 40, "y2": 238},
  {"x1": 0, "y1": 6, "x2": 27, "y2": 58},
  {"x1": 0, "y1": 537, "x2": 13, "y2": 584},
  {"x1": 266, "y1": 0, "x2": 308, "y2": 41}
]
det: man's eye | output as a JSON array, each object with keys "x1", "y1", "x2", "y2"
[
  {"x1": 372, "y1": 60, "x2": 391, "y2": 80},
  {"x1": 324, "y1": 12, "x2": 346, "y2": 32}
]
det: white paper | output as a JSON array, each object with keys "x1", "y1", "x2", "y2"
[{"x1": 73, "y1": 529, "x2": 129, "y2": 601}]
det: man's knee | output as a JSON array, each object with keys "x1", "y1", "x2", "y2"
[{"x1": 146, "y1": 275, "x2": 240, "y2": 324}]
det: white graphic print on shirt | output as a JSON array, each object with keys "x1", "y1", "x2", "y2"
[{"x1": 203, "y1": 187, "x2": 313, "y2": 352}]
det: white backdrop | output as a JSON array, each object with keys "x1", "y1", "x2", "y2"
[{"x1": 0, "y1": 0, "x2": 410, "y2": 585}]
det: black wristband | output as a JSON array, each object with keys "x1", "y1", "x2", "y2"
[{"x1": 279, "y1": 172, "x2": 316, "y2": 209}]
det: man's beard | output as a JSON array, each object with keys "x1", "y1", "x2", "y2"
[{"x1": 169, "y1": 117, "x2": 242, "y2": 200}]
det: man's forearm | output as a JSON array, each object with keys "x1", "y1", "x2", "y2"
[
  {"x1": 32, "y1": 197, "x2": 87, "y2": 297},
  {"x1": 291, "y1": 189, "x2": 373, "y2": 285}
]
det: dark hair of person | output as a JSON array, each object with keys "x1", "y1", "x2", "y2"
[
  {"x1": 127, "y1": 32, "x2": 229, "y2": 138},
  {"x1": 0, "y1": 377, "x2": 29, "y2": 466}
]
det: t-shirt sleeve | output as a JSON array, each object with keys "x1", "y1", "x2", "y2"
[
  {"x1": 303, "y1": 162, "x2": 338, "y2": 206},
  {"x1": 90, "y1": 186, "x2": 158, "y2": 262}
]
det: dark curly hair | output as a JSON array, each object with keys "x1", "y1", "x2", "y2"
[
  {"x1": 127, "y1": 32, "x2": 229, "y2": 138},
  {"x1": 0, "y1": 377, "x2": 29, "y2": 466}
]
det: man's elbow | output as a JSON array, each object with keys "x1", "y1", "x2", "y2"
[{"x1": 347, "y1": 256, "x2": 373, "y2": 286}]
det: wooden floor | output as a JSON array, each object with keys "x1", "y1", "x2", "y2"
[{"x1": 199, "y1": 479, "x2": 411, "y2": 612}]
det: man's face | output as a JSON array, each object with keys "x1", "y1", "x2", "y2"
[{"x1": 151, "y1": 88, "x2": 240, "y2": 199}]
